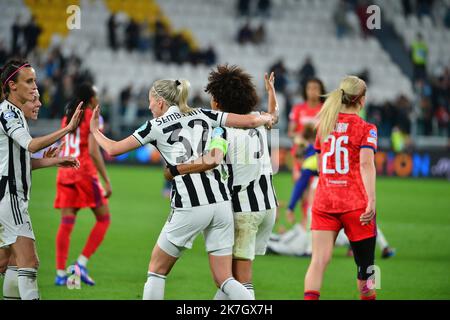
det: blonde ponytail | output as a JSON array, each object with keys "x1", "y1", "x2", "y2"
[
  {"x1": 317, "y1": 75, "x2": 366, "y2": 141},
  {"x1": 151, "y1": 79, "x2": 193, "y2": 114}
]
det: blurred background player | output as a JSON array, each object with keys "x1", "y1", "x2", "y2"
[
  {"x1": 53, "y1": 83, "x2": 112, "y2": 286},
  {"x1": 0, "y1": 60, "x2": 81, "y2": 300},
  {"x1": 287, "y1": 79, "x2": 325, "y2": 227},
  {"x1": 304, "y1": 76, "x2": 378, "y2": 301},
  {"x1": 90, "y1": 78, "x2": 273, "y2": 300},
  {"x1": 164, "y1": 66, "x2": 279, "y2": 299}
]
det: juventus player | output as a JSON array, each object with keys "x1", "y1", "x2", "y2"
[
  {"x1": 90, "y1": 78, "x2": 273, "y2": 300},
  {"x1": 0, "y1": 60, "x2": 81, "y2": 300},
  {"x1": 164, "y1": 66, "x2": 279, "y2": 299}
]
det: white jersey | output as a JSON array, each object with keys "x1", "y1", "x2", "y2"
[
  {"x1": 0, "y1": 100, "x2": 32, "y2": 204},
  {"x1": 133, "y1": 106, "x2": 231, "y2": 208},
  {"x1": 221, "y1": 114, "x2": 278, "y2": 213}
]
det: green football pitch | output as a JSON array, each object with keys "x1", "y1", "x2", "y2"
[{"x1": 2, "y1": 165, "x2": 449, "y2": 300}]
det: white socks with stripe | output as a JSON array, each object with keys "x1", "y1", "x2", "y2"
[
  {"x1": 3, "y1": 266, "x2": 20, "y2": 300},
  {"x1": 17, "y1": 268, "x2": 39, "y2": 300},
  {"x1": 220, "y1": 277, "x2": 254, "y2": 300},
  {"x1": 143, "y1": 272, "x2": 166, "y2": 300},
  {"x1": 214, "y1": 281, "x2": 255, "y2": 300}
]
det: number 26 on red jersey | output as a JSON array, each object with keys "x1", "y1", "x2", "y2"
[{"x1": 322, "y1": 135, "x2": 349, "y2": 174}]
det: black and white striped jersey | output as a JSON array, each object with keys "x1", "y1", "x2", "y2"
[
  {"x1": 133, "y1": 106, "x2": 231, "y2": 208},
  {"x1": 0, "y1": 100, "x2": 32, "y2": 202},
  {"x1": 221, "y1": 117, "x2": 278, "y2": 213}
]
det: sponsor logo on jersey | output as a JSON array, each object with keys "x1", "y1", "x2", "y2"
[
  {"x1": 370, "y1": 129, "x2": 377, "y2": 138},
  {"x1": 367, "y1": 137, "x2": 377, "y2": 145},
  {"x1": 3, "y1": 111, "x2": 16, "y2": 121}
]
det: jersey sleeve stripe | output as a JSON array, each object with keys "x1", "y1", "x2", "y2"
[
  {"x1": 360, "y1": 145, "x2": 377, "y2": 153},
  {"x1": 132, "y1": 133, "x2": 145, "y2": 146}
]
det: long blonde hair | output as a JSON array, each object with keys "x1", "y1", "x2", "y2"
[
  {"x1": 317, "y1": 75, "x2": 366, "y2": 141},
  {"x1": 151, "y1": 79, "x2": 192, "y2": 113}
]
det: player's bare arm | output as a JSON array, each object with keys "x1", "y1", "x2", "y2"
[
  {"x1": 265, "y1": 71, "x2": 279, "y2": 125},
  {"x1": 164, "y1": 148, "x2": 225, "y2": 181},
  {"x1": 89, "y1": 133, "x2": 112, "y2": 198},
  {"x1": 360, "y1": 148, "x2": 376, "y2": 225},
  {"x1": 31, "y1": 157, "x2": 80, "y2": 170},
  {"x1": 27, "y1": 102, "x2": 83, "y2": 153}
]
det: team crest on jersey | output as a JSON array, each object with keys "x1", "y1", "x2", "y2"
[
  {"x1": 3, "y1": 111, "x2": 16, "y2": 121},
  {"x1": 370, "y1": 129, "x2": 377, "y2": 138}
]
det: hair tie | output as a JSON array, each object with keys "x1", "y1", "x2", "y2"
[
  {"x1": 340, "y1": 89, "x2": 345, "y2": 95},
  {"x1": 175, "y1": 80, "x2": 181, "y2": 86}
]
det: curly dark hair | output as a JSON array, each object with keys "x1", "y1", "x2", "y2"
[{"x1": 205, "y1": 64, "x2": 259, "y2": 115}]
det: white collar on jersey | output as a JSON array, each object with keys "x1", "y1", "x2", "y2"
[{"x1": 164, "y1": 105, "x2": 180, "y2": 115}]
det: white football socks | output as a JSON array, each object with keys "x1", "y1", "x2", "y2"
[
  {"x1": 3, "y1": 266, "x2": 20, "y2": 300},
  {"x1": 220, "y1": 277, "x2": 253, "y2": 300},
  {"x1": 143, "y1": 272, "x2": 166, "y2": 300},
  {"x1": 17, "y1": 268, "x2": 39, "y2": 300}
]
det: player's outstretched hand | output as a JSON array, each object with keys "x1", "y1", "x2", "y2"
[
  {"x1": 104, "y1": 180, "x2": 112, "y2": 198},
  {"x1": 360, "y1": 202, "x2": 376, "y2": 225},
  {"x1": 66, "y1": 102, "x2": 83, "y2": 132},
  {"x1": 43, "y1": 141, "x2": 66, "y2": 158},
  {"x1": 264, "y1": 72, "x2": 275, "y2": 93},
  {"x1": 57, "y1": 156, "x2": 80, "y2": 168},
  {"x1": 90, "y1": 105, "x2": 101, "y2": 132}
]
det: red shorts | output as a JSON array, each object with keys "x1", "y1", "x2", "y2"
[
  {"x1": 54, "y1": 176, "x2": 108, "y2": 209},
  {"x1": 311, "y1": 208, "x2": 377, "y2": 242}
]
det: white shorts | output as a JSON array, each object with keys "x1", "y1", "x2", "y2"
[
  {"x1": 159, "y1": 201, "x2": 234, "y2": 253},
  {"x1": 0, "y1": 194, "x2": 35, "y2": 248},
  {"x1": 233, "y1": 208, "x2": 276, "y2": 260}
]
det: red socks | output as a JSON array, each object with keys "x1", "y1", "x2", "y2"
[
  {"x1": 304, "y1": 290, "x2": 320, "y2": 300},
  {"x1": 361, "y1": 294, "x2": 376, "y2": 300},
  {"x1": 81, "y1": 214, "x2": 111, "y2": 259},
  {"x1": 56, "y1": 215, "x2": 76, "y2": 270}
]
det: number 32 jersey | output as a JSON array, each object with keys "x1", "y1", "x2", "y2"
[
  {"x1": 313, "y1": 113, "x2": 377, "y2": 213},
  {"x1": 133, "y1": 105, "x2": 230, "y2": 209}
]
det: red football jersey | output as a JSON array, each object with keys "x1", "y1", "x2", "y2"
[
  {"x1": 57, "y1": 108, "x2": 103, "y2": 184},
  {"x1": 313, "y1": 113, "x2": 377, "y2": 213},
  {"x1": 289, "y1": 102, "x2": 322, "y2": 134}
]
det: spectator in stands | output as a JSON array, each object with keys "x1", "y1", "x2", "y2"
[
  {"x1": 298, "y1": 56, "x2": 316, "y2": 91},
  {"x1": 237, "y1": 22, "x2": 254, "y2": 44},
  {"x1": 257, "y1": 0, "x2": 271, "y2": 17},
  {"x1": 107, "y1": 13, "x2": 118, "y2": 51},
  {"x1": 139, "y1": 19, "x2": 153, "y2": 53},
  {"x1": 333, "y1": 0, "x2": 352, "y2": 39},
  {"x1": 237, "y1": 0, "x2": 251, "y2": 17},
  {"x1": 11, "y1": 15, "x2": 23, "y2": 55},
  {"x1": 411, "y1": 33, "x2": 428, "y2": 82},
  {"x1": 203, "y1": 45, "x2": 217, "y2": 66},
  {"x1": 252, "y1": 23, "x2": 266, "y2": 45},
  {"x1": 269, "y1": 59, "x2": 288, "y2": 94},
  {"x1": 417, "y1": 0, "x2": 433, "y2": 18},
  {"x1": 125, "y1": 18, "x2": 140, "y2": 52},
  {"x1": 23, "y1": 16, "x2": 41, "y2": 55}
]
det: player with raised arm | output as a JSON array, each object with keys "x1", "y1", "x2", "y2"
[
  {"x1": 90, "y1": 78, "x2": 273, "y2": 300},
  {"x1": 53, "y1": 83, "x2": 113, "y2": 286},
  {"x1": 304, "y1": 76, "x2": 378, "y2": 300},
  {"x1": 0, "y1": 60, "x2": 81, "y2": 299},
  {"x1": 2, "y1": 91, "x2": 79, "y2": 300},
  {"x1": 164, "y1": 66, "x2": 279, "y2": 299}
]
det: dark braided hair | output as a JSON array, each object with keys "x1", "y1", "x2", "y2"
[{"x1": 205, "y1": 64, "x2": 259, "y2": 115}]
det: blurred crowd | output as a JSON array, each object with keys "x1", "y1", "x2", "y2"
[{"x1": 1, "y1": 0, "x2": 448, "y2": 143}]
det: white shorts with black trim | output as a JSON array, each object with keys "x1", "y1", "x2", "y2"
[
  {"x1": 0, "y1": 194, "x2": 35, "y2": 248},
  {"x1": 233, "y1": 208, "x2": 276, "y2": 260},
  {"x1": 159, "y1": 200, "x2": 234, "y2": 253}
]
